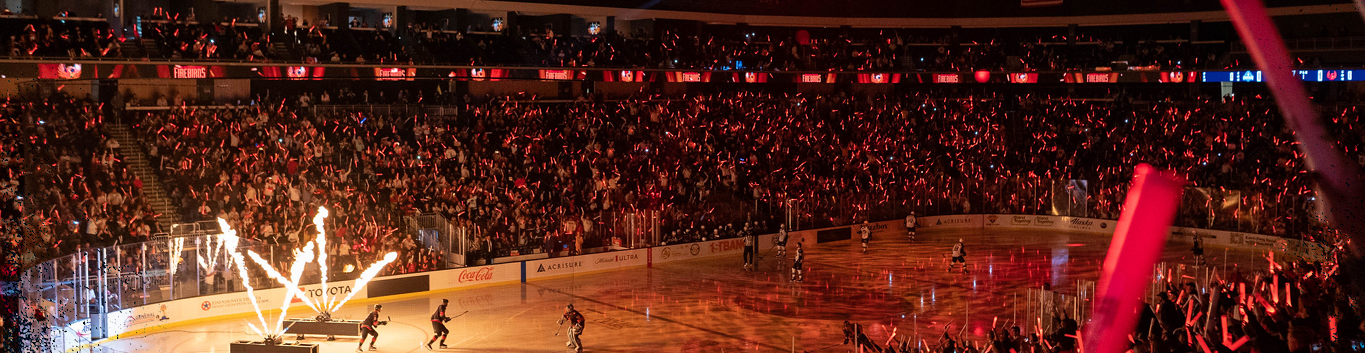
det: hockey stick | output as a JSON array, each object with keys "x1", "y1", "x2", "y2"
[
  {"x1": 552, "y1": 320, "x2": 564, "y2": 336},
  {"x1": 446, "y1": 311, "x2": 469, "y2": 321},
  {"x1": 755, "y1": 240, "x2": 781, "y2": 261}
]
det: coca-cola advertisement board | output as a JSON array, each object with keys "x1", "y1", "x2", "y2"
[{"x1": 430, "y1": 262, "x2": 520, "y2": 290}]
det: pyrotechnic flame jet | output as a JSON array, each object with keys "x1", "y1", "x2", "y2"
[
  {"x1": 245, "y1": 207, "x2": 398, "y2": 320},
  {"x1": 197, "y1": 227, "x2": 232, "y2": 273},
  {"x1": 211, "y1": 218, "x2": 278, "y2": 341},
  {"x1": 168, "y1": 237, "x2": 185, "y2": 279},
  {"x1": 247, "y1": 241, "x2": 316, "y2": 335}
]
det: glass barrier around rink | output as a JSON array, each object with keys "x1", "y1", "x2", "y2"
[
  {"x1": 426, "y1": 174, "x2": 1319, "y2": 259},
  {"x1": 19, "y1": 233, "x2": 288, "y2": 353},
  {"x1": 777, "y1": 177, "x2": 1321, "y2": 237}
]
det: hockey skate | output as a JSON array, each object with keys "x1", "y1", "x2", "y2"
[
  {"x1": 425, "y1": 342, "x2": 433, "y2": 350},
  {"x1": 440, "y1": 344, "x2": 449, "y2": 349},
  {"x1": 370, "y1": 345, "x2": 378, "y2": 351}
]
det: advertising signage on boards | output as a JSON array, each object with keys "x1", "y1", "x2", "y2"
[{"x1": 19, "y1": 63, "x2": 1360, "y2": 84}]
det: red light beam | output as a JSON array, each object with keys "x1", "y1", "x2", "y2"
[
  {"x1": 1222, "y1": 0, "x2": 1365, "y2": 254},
  {"x1": 1084, "y1": 164, "x2": 1185, "y2": 353}
]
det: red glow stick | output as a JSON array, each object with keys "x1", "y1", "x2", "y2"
[
  {"x1": 1185, "y1": 301, "x2": 1196, "y2": 326},
  {"x1": 1331, "y1": 316, "x2": 1338, "y2": 341},
  {"x1": 1221, "y1": 0, "x2": 1365, "y2": 249},
  {"x1": 1227, "y1": 336, "x2": 1249, "y2": 351},
  {"x1": 1196, "y1": 335, "x2": 1214, "y2": 353},
  {"x1": 1085, "y1": 164, "x2": 1185, "y2": 353},
  {"x1": 1272, "y1": 276, "x2": 1279, "y2": 304}
]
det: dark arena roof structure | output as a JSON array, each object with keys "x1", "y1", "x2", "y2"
[{"x1": 482, "y1": 0, "x2": 1348, "y2": 18}]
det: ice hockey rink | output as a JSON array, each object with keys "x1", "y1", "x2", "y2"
[{"x1": 91, "y1": 228, "x2": 1267, "y2": 353}]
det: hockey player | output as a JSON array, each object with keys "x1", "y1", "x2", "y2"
[
  {"x1": 843, "y1": 321, "x2": 883, "y2": 352},
  {"x1": 791, "y1": 242, "x2": 805, "y2": 282},
  {"x1": 426, "y1": 299, "x2": 451, "y2": 350},
  {"x1": 358, "y1": 304, "x2": 387, "y2": 352},
  {"x1": 776, "y1": 224, "x2": 789, "y2": 258},
  {"x1": 949, "y1": 239, "x2": 967, "y2": 273},
  {"x1": 859, "y1": 221, "x2": 871, "y2": 253},
  {"x1": 557, "y1": 303, "x2": 586, "y2": 353},
  {"x1": 1191, "y1": 232, "x2": 1205, "y2": 266},
  {"x1": 905, "y1": 213, "x2": 917, "y2": 240},
  {"x1": 742, "y1": 226, "x2": 756, "y2": 271}
]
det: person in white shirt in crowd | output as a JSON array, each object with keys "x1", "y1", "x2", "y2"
[{"x1": 261, "y1": 223, "x2": 276, "y2": 243}]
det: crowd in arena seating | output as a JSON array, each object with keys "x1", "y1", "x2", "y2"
[
  {"x1": 7, "y1": 87, "x2": 1356, "y2": 278},
  {"x1": 853, "y1": 255, "x2": 1358, "y2": 353},
  {"x1": 132, "y1": 107, "x2": 440, "y2": 276},
  {"x1": 9, "y1": 79, "x2": 1365, "y2": 353},
  {"x1": 11, "y1": 96, "x2": 155, "y2": 270},
  {"x1": 0, "y1": 16, "x2": 1277, "y2": 71},
  {"x1": 0, "y1": 99, "x2": 22, "y2": 277},
  {"x1": 109, "y1": 91, "x2": 1355, "y2": 275}
]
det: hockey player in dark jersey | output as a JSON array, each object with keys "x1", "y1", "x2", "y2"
[
  {"x1": 557, "y1": 303, "x2": 586, "y2": 353},
  {"x1": 790, "y1": 242, "x2": 805, "y2": 282},
  {"x1": 426, "y1": 299, "x2": 451, "y2": 350},
  {"x1": 358, "y1": 304, "x2": 387, "y2": 352},
  {"x1": 742, "y1": 226, "x2": 756, "y2": 271},
  {"x1": 1191, "y1": 232, "x2": 1206, "y2": 266}
]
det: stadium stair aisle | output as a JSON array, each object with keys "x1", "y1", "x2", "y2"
[{"x1": 107, "y1": 122, "x2": 181, "y2": 231}]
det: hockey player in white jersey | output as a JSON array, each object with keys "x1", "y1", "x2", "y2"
[
  {"x1": 948, "y1": 238, "x2": 967, "y2": 273},
  {"x1": 776, "y1": 224, "x2": 789, "y2": 258},
  {"x1": 905, "y1": 213, "x2": 916, "y2": 240},
  {"x1": 859, "y1": 221, "x2": 871, "y2": 253}
]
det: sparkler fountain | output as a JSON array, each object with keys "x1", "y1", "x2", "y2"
[
  {"x1": 210, "y1": 218, "x2": 321, "y2": 353},
  {"x1": 218, "y1": 207, "x2": 398, "y2": 351}
]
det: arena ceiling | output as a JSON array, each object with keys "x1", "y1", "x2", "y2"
[{"x1": 467, "y1": 0, "x2": 1347, "y2": 18}]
